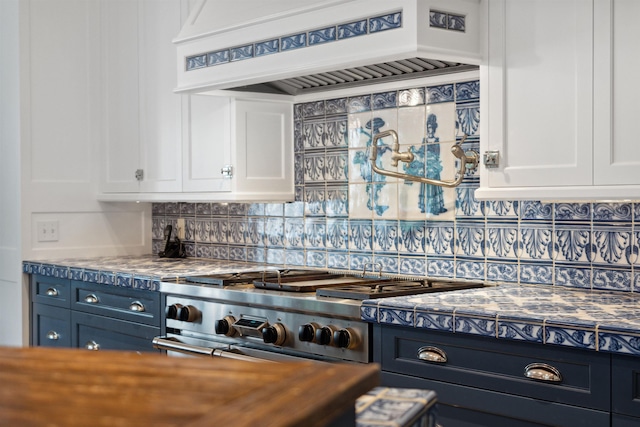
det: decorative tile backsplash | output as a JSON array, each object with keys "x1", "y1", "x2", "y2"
[{"x1": 152, "y1": 78, "x2": 640, "y2": 293}]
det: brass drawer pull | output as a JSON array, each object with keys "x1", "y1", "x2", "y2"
[
  {"x1": 45, "y1": 287, "x2": 59, "y2": 297},
  {"x1": 83, "y1": 294, "x2": 99, "y2": 304},
  {"x1": 129, "y1": 301, "x2": 146, "y2": 312},
  {"x1": 524, "y1": 363, "x2": 562, "y2": 383},
  {"x1": 417, "y1": 346, "x2": 448, "y2": 364},
  {"x1": 85, "y1": 341, "x2": 100, "y2": 351},
  {"x1": 46, "y1": 331, "x2": 60, "y2": 341}
]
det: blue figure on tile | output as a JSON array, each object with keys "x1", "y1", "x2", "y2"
[
  {"x1": 403, "y1": 114, "x2": 447, "y2": 215},
  {"x1": 352, "y1": 117, "x2": 391, "y2": 215}
]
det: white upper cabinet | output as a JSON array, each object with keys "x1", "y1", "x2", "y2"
[
  {"x1": 100, "y1": 0, "x2": 183, "y2": 194},
  {"x1": 477, "y1": 0, "x2": 640, "y2": 200},
  {"x1": 98, "y1": 0, "x2": 294, "y2": 202}
]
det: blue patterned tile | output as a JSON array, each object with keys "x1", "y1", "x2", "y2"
[
  {"x1": 369, "y1": 12, "x2": 402, "y2": 33},
  {"x1": 230, "y1": 44, "x2": 253, "y2": 62},
  {"x1": 308, "y1": 26, "x2": 336, "y2": 45},
  {"x1": 375, "y1": 255, "x2": 399, "y2": 274},
  {"x1": 456, "y1": 100, "x2": 480, "y2": 136},
  {"x1": 520, "y1": 201, "x2": 553, "y2": 220},
  {"x1": 195, "y1": 203, "x2": 211, "y2": 216},
  {"x1": 429, "y1": 11, "x2": 447, "y2": 28},
  {"x1": 455, "y1": 80, "x2": 480, "y2": 101},
  {"x1": 486, "y1": 200, "x2": 518, "y2": 217},
  {"x1": 306, "y1": 250, "x2": 326, "y2": 268},
  {"x1": 427, "y1": 256, "x2": 454, "y2": 277},
  {"x1": 399, "y1": 256, "x2": 426, "y2": 276},
  {"x1": 228, "y1": 203, "x2": 247, "y2": 216},
  {"x1": 360, "y1": 303, "x2": 378, "y2": 323},
  {"x1": 246, "y1": 217, "x2": 265, "y2": 246},
  {"x1": 285, "y1": 249, "x2": 305, "y2": 266},
  {"x1": 266, "y1": 248, "x2": 284, "y2": 264},
  {"x1": 372, "y1": 91, "x2": 397, "y2": 110},
  {"x1": 593, "y1": 202, "x2": 632, "y2": 222},
  {"x1": 133, "y1": 276, "x2": 153, "y2": 291},
  {"x1": 455, "y1": 258, "x2": 485, "y2": 280},
  {"x1": 486, "y1": 261, "x2": 518, "y2": 282},
  {"x1": 379, "y1": 307, "x2": 414, "y2": 326},
  {"x1": 426, "y1": 84, "x2": 454, "y2": 104},
  {"x1": 211, "y1": 203, "x2": 229, "y2": 216},
  {"x1": 284, "y1": 201, "x2": 304, "y2": 218},
  {"x1": 519, "y1": 262, "x2": 553, "y2": 285},
  {"x1": 398, "y1": 88, "x2": 425, "y2": 107},
  {"x1": 229, "y1": 245, "x2": 247, "y2": 261},
  {"x1": 116, "y1": 273, "x2": 133, "y2": 288},
  {"x1": 247, "y1": 203, "x2": 265, "y2": 217},
  {"x1": 186, "y1": 54, "x2": 207, "y2": 70},
  {"x1": 347, "y1": 95, "x2": 372, "y2": 113},
  {"x1": 53, "y1": 266, "x2": 69, "y2": 279},
  {"x1": 455, "y1": 315, "x2": 496, "y2": 337},
  {"x1": 99, "y1": 271, "x2": 115, "y2": 286},
  {"x1": 455, "y1": 220, "x2": 484, "y2": 257},
  {"x1": 448, "y1": 14, "x2": 466, "y2": 31},
  {"x1": 326, "y1": 218, "x2": 348, "y2": 250},
  {"x1": 305, "y1": 217, "x2": 326, "y2": 249},
  {"x1": 285, "y1": 218, "x2": 305, "y2": 248},
  {"x1": 281, "y1": 33, "x2": 306, "y2": 51},
  {"x1": 327, "y1": 251, "x2": 349, "y2": 270},
  {"x1": 544, "y1": 324, "x2": 596, "y2": 350},
  {"x1": 40, "y1": 264, "x2": 54, "y2": 277},
  {"x1": 592, "y1": 224, "x2": 631, "y2": 265},
  {"x1": 350, "y1": 219, "x2": 373, "y2": 251},
  {"x1": 426, "y1": 222, "x2": 454, "y2": 255},
  {"x1": 82, "y1": 269, "x2": 100, "y2": 283},
  {"x1": 592, "y1": 267, "x2": 631, "y2": 292},
  {"x1": 325, "y1": 150, "x2": 348, "y2": 182},
  {"x1": 304, "y1": 185, "x2": 325, "y2": 216},
  {"x1": 498, "y1": 319, "x2": 543, "y2": 343},
  {"x1": 326, "y1": 184, "x2": 348, "y2": 217},
  {"x1": 70, "y1": 267, "x2": 83, "y2": 281},
  {"x1": 456, "y1": 184, "x2": 484, "y2": 217},
  {"x1": 350, "y1": 252, "x2": 373, "y2": 271},
  {"x1": 338, "y1": 20, "x2": 367, "y2": 39},
  {"x1": 415, "y1": 310, "x2": 453, "y2": 331},
  {"x1": 325, "y1": 118, "x2": 347, "y2": 147},
  {"x1": 486, "y1": 220, "x2": 518, "y2": 258},
  {"x1": 294, "y1": 154, "x2": 304, "y2": 185},
  {"x1": 598, "y1": 330, "x2": 640, "y2": 355},
  {"x1": 210, "y1": 244, "x2": 229, "y2": 260},
  {"x1": 519, "y1": 222, "x2": 552, "y2": 260},
  {"x1": 207, "y1": 49, "x2": 229, "y2": 66},
  {"x1": 255, "y1": 39, "x2": 279, "y2": 57},
  {"x1": 554, "y1": 223, "x2": 591, "y2": 263},
  {"x1": 555, "y1": 202, "x2": 591, "y2": 221},
  {"x1": 304, "y1": 123, "x2": 324, "y2": 149},
  {"x1": 374, "y1": 220, "x2": 399, "y2": 252}
]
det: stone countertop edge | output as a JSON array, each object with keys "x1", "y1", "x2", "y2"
[
  {"x1": 361, "y1": 284, "x2": 640, "y2": 357},
  {"x1": 23, "y1": 256, "x2": 640, "y2": 356}
]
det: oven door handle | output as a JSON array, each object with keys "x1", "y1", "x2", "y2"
[{"x1": 152, "y1": 336, "x2": 273, "y2": 363}]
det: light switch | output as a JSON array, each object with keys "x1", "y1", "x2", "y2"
[{"x1": 37, "y1": 221, "x2": 59, "y2": 242}]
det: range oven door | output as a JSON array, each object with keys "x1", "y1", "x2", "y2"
[{"x1": 152, "y1": 334, "x2": 319, "y2": 363}]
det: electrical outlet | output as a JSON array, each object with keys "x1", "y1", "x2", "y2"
[
  {"x1": 37, "y1": 220, "x2": 59, "y2": 242},
  {"x1": 176, "y1": 218, "x2": 185, "y2": 239}
]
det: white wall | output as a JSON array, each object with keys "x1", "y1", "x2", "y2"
[
  {"x1": 0, "y1": 0, "x2": 23, "y2": 346},
  {"x1": 0, "y1": 0, "x2": 153, "y2": 347}
]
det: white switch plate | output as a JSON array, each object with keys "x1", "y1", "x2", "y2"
[
  {"x1": 176, "y1": 218, "x2": 185, "y2": 239},
  {"x1": 37, "y1": 220, "x2": 59, "y2": 242}
]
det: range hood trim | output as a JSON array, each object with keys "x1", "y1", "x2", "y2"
[{"x1": 175, "y1": 0, "x2": 481, "y2": 95}]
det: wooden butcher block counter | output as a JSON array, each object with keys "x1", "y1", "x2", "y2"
[{"x1": 0, "y1": 346, "x2": 379, "y2": 427}]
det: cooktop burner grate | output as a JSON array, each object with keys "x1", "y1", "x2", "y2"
[{"x1": 315, "y1": 280, "x2": 485, "y2": 300}]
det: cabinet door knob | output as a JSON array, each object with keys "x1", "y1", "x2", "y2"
[
  {"x1": 83, "y1": 294, "x2": 99, "y2": 304},
  {"x1": 45, "y1": 287, "x2": 59, "y2": 297},
  {"x1": 524, "y1": 363, "x2": 562, "y2": 383},
  {"x1": 46, "y1": 331, "x2": 60, "y2": 341},
  {"x1": 417, "y1": 346, "x2": 448, "y2": 364},
  {"x1": 85, "y1": 341, "x2": 101, "y2": 351},
  {"x1": 129, "y1": 301, "x2": 145, "y2": 312}
]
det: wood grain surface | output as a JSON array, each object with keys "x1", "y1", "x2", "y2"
[{"x1": 0, "y1": 347, "x2": 379, "y2": 427}]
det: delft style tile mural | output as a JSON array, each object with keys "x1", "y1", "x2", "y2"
[{"x1": 152, "y1": 78, "x2": 640, "y2": 293}]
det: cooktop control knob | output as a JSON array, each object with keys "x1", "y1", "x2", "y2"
[
  {"x1": 177, "y1": 305, "x2": 200, "y2": 322},
  {"x1": 215, "y1": 316, "x2": 237, "y2": 337},
  {"x1": 298, "y1": 323, "x2": 319, "y2": 342},
  {"x1": 262, "y1": 323, "x2": 286, "y2": 346},
  {"x1": 333, "y1": 328, "x2": 358, "y2": 349},
  {"x1": 315, "y1": 325, "x2": 336, "y2": 346},
  {"x1": 165, "y1": 304, "x2": 183, "y2": 320}
]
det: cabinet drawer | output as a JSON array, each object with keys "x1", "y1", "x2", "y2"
[
  {"x1": 612, "y1": 354, "x2": 640, "y2": 418},
  {"x1": 375, "y1": 325, "x2": 610, "y2": 411},
  {"x1": 71, "y1": 311, "x2": 159, "y2": 353},
  {"x1": 72, "y1": 281, "x2": 160, "y2": 327},
  {"x1": 31, "y1": 275, "x2": 71, "y2": 308},
  {"x1": 31, "y1": 304, "x2": 71, "y2": 348}
]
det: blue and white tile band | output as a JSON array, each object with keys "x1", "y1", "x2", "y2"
[
  {"x1": 185, "y1": 11, "x2": 402, "y2": 71},
  {"x1": 362, "y1": 284, "x2": 640, "y2": 356}
]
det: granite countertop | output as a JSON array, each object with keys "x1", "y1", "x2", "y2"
[
  {"x1": 362, "y1": 284, "x2": 640, "y2": 356},
  {"x1": 23, "y1": 256, "x2": 640, "y2": 356}
]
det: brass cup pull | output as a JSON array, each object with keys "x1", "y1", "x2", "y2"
[
  {"x1": 46, "y1": 331, "x2": 60, "y2": 341},
  {"x1": 524, "y1": 363, "x2": 562, "y2": 383},
  {"x1": 45, "y1": 287, "x2": 59, "y2": 297},
  {"x1": 417, "y1": 346, "x2": 448, "y2": 364}
]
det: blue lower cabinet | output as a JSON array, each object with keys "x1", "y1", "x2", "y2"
[
  {"x1": 373, "y1": 324, "x2": 611, "y2": 427},
  {"x1": 32, "y1": 303, "x2": 71, "y2": 348},
  {"x1": 612, "y1": 354, "x2": 640, "y2": 425}
]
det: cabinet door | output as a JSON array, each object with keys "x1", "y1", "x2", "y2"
[
  {"x1": 593, "y1": 0, "x2": 640, "y2": 185},
  {"x1": 72, "y1": 311, "x2": 159, "y2": 353},
  {"x1": 101, "y1": 0, "x2": 184, "y2": 194},
  {"x1": 483, "y1": 0, "x2": 593, "y2": 191},
  {"x1": 32, "y1": 304, "x2": 71, "y2": 348},
  {"x1": 182, "y1": 95, "x2": 232, "y2": 192}
]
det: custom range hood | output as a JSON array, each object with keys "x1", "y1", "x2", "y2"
[{"x1": 174, "y1": 0, "x2": 481, "y2": 96}]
